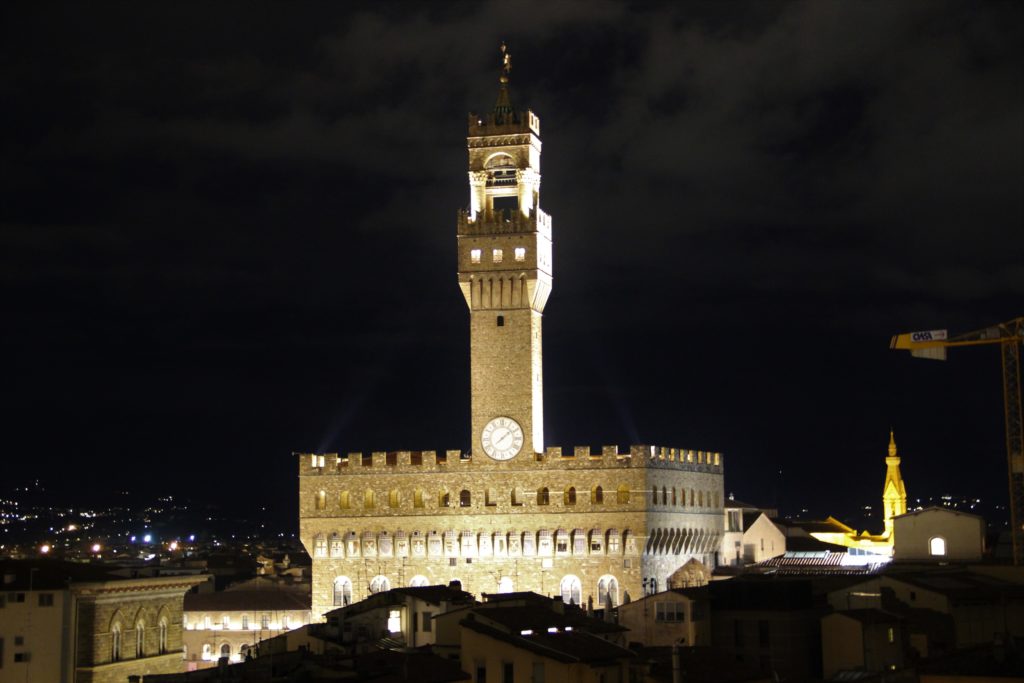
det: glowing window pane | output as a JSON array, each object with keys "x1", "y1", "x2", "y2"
[
  {"x1": 470, "y1": 249, "x2": 481, "y2": 264},
  {"x1": 493, "y1": 249, "x2": 503, "y2": 263},
  {"x1": 514, "y1": 247, "x2": 526, "y2": 261}
]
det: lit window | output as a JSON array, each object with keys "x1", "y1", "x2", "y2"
[
  {"x1": 387, "y1": 609, "x2": 401, "y2": 633},
  {"x1": 929, "y1": 536, "x2": 946, "y2": 556},
  {"x1": 493, "y1": 248, "x2": 503, "y2": 263},
  {"x1": 470, "y1": 249, "x2": 481, "y2": 264},
  {"x1": 514, "y1": 247, "x2": 526, "y2": 261}
]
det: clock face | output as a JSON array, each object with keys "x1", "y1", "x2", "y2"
[{"x1": 481, "y1": 417, "x2": 524, "y2": 461}]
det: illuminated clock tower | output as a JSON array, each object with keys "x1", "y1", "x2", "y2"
[{"x1": 457, "y1": 45, "x2": 552, "y2": 459}]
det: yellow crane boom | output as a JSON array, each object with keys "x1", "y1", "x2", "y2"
[{"x1": 891, "y1": 317, "x2": 1024, "y2": 564}]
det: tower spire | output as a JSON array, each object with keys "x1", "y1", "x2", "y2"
[
  {"x1": 882, "y1": 430, "x2": 908, "y2": 539},
  {"x1": 494, "y1": 42, "x2": 515, "y2": 121}
]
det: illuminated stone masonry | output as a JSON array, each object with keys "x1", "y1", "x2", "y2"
[
  {"x1": 298, "y1": 48, "x2": 725, "y2": 621},
  {"x1": 299, "y1": 445, "x2": 724, "y2": 620}
]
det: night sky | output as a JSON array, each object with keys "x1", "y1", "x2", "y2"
[{"x1": 2, "y1": 2, "x2": 1021, "y2": 527}]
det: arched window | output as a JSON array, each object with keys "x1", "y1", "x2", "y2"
[
  {"x1": 136, "y1": 621, "x2": 145, "y2": 657},
  {"x1": 220, "y1": 643, "x2": 231, "y2": 659},
  {"x1": 333, "y1": 576, "x2": 352, "y2": 606},
  {"x1": 498, "y1": 576, "x2": 514, "y2": 593},
  {"x1": 597, "y1": 575, "x2": 619, "y2": 607},
  {"x1": 662, "y1": 486, "x2": 668, "y2": 505},
  {"x1": 459, "y1": 489, "x2": 472, "y2": 507},
  {"x1": 511, "y1": 487, "x2": 524, "y2": 506},
  {"x1": 485, "y1": 488, "x2": 497, "y2": 506},
  {"x1": 389, "y1": 489, "x2": 400, "y2": 508},
  {"x1": 364, "y1": 489, "x2": 376, "y2": 508},
  {"x1": 240, "y1": 644, "x2": 251, "y2": 660},
  {"x1": 929, "y1": 536, "x2": 947, "y2": 556},
  {"x1": 698, "y1": 490, "x2": 704, "y2": 507},
  {"x1": 409, "y1": 575, "x2": 429, "y2": 587},
  {"x1": 339, "y1": 491, "x2": 351, "y2": 509},
  {"x1": 672, "y1": 488, "x2": 678, "y2": 506},
  {"x1": 111, "y1": 624, "x2": 122, "y2": 661},
  {"x1": 617, "y1": 485, "x2": 630, "y2": 504},
  {"x1": 313, "y1": 534, "x2": 327, "y2": 558},
  {"x1": 651, "y1": 487, "x2": 658, "y2": 505},
  {"x1": 156, "y1": 619, "x2": 167, "y2": 654},
  {"x1": 592, "y1": 485, "x2": 604, "y2": 504},
  {"x1": 413, "y1": 488, "x2": 424, "y2": 508},
  {"x1": 202, "y1": 643, "x2": 212, "y2": 660},
  {"x1": 369, "y1": 575, "x2": 391, "y2": 594},
  {"x1": 537, "y1": 487, "x2": 550, "y2": 505},
  {"x1": 564, "y1": 487, "x2": 577, "y2": 505},
  {"x1": 315, "y1": 490, "x2": 326, "y2": 510},
  {"x1": 439, "y1": 490, "x2": 450, "y2": 507},
  {"x1": 559, "y1": 575, "x2": 582, "y2": 605}
]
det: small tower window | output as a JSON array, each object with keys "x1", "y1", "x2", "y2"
[
  {"x1": 514, "y1": 247, "x2": 526, "y2": 261},
  {"x1": 497, "y1": 315, "x2": 504, "y2": 327},
  {"x1": 492, "y1": 248, "x2": 503, "y2": 263},
  {"x1": 470, "y1": 249, "x2": 481, "y2": 264}
]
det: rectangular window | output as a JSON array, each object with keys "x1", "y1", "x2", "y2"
[
  {"x1": 13, "y1": 593, "x2": 25, "y2": 603},
  {"x1": 532, "y1": 662, "x2": 545, "y2": 683},
  {"x1": 502, "y1": 662, "x2": 514, "y2": 683},
  {"x1": 14, "y1": 653, "x2": 28, "y2": 663},
  {"x1": 422, "y1": 612, "x2": 433, "y2": 632},
  {"x1": 261, "y1": 614, "x2": 269, "y2": 629},
  {"x1": 492, "y1": 248, "x2": 503, "y2": 263},
  {"x1": 887, "y1": 627, "x2": 894, "y2": 643},
  {"x1": 242, "y1": 615, "x2": 249, "y2": 630},
  {"x1": 38, "y1": 593, "x2": 53, "y2": 607},
  {"x1": 471, "y1": 249, "x2": 482, "y2": 264},
  {"x1": 387, "y1": 609, "x2": 401, "y2": 633},
  {"x1": 476, "y1": 663, "x2": 486, "y2": 683},
  {"x1": 514, "y1": 247, "x2": 526, "y2": 261},
  {"x1": 497, "y1": 315, "x2": 504, "y2": 327}
]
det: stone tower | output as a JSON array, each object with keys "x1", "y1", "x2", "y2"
[
  {"x1": 457, "y1": 45, "x2": 552, "y2": 458},
  {"x1": 882, "y1": 431, "x2": 908, "y2": 538}
]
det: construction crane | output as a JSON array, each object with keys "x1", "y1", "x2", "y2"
[{"x1": 890, "y1": 317, "x2": 1024, "y2": 565}]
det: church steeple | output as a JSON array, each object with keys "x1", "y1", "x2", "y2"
[{"x1": 882, "y1": 430, "x2": 908, "y2": 538}]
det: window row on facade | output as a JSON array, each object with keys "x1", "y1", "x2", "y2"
[
  {"x1": 188, "y1": 642, "x2": 253, "y2": 663},
  {"x1": 313, "y1": 484, "x2": 720, "y2": 511},
  {"x1": 470, "y1": 247, "x2": 527, "y2": 264},
  {"x1": 312, "y1": 528, "x2": 639, "y2": 560},
  {"x1": 331, "y1": 573, "x2": 620, "y2": 608},
  {"x1": 184, "y1": 612, "x2": 298, "y2": 631},
  {"x1": 109, "y1": 615, "x2": 170, "y2": 662}
]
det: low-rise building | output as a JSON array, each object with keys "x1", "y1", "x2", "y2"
[
  {"x1": 821, "y1": 608, "x2": 904, "y2": 678},
  {"x1": 892, "y1": 508, "x2": 985, "y2": 562},
  {"x1": 182, "y1": 576, "x2": 311, "y2": 668},
  {"x1": 0, "y1": 559, "x2": 206, "y2": 683},
  {"x1": 617, "y1": 587, "x2": 710, "y2": 647}
]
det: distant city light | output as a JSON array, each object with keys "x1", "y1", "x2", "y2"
[
  {"x1": 189, "y1": 534, "x2": 195, "y2": 542},
  {"x1": 169, "y1": 541, "x2": 178, "y2": 551},
  {"x1": 130, "y1": 535, "x2": 137, "y2": 542},
  {"x1": 40, "y1": 544, "x2": 51, "y2": 554},
  {"x1": 143, "y1": 534, "x2": 152, "y2": 543}
]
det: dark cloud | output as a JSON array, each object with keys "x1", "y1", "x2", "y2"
[{"x1": 0, "y1": 1, "x2": 1020, "y2": 520}]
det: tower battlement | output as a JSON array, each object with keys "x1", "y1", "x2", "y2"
[
  {"x1": 457, "y1": 207, "x2": 551, "y2": 238},
  {"x1": 299, "y1": 444, "x2": 723, "y2": 476},
  {"x1": 468, "y1": 109, "x2": 540, "y2": 137}
]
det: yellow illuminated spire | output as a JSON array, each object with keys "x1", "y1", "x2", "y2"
[{"x1": 882, "y1": 431, "x2": 908, "y2": 539}]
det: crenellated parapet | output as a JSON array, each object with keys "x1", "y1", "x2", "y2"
[
  {"x1": 299, "y1": 444, "x2": 723, "y2": 477},
  {"x1": 467, "y1": 109, "x2": 540, "y2": 138},
  {"x1": 457, "y1": 207, "x2": 551, "y2": 239}
]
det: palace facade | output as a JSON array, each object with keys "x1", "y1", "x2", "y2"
[{"x1": 299, "y1": 50, "x2": 725, "y2": 620}]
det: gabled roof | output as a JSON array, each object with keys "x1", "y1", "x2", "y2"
[
  {"x1": 184, "y1": 587, "x2": 310, "y2": 612},
  {"x1": 893, "y1": 506, "x2": 984, "y2": 522}
]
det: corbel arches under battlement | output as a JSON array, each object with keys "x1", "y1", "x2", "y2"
[{"x1": 470, "y1": 273, "x2": 532, "y2": 309}]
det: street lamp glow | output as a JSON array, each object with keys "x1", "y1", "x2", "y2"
[
  {"x1": 91, "y1": 543, "x2": 102, "y2": 553},
  {"x1": 40, "y1": 544, "x2": 51, "y2": 554},
  {"x1": 143, "y1": 534, "x2": 152, "y2": 543}
]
